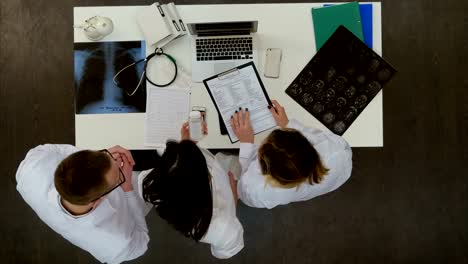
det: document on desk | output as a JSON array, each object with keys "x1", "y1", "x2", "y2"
[
  {"x1": 203, "y1": 62, "x2": 276, "y2": 143},
  {"x1": 144, "y1": 70, "x2": 191, "y2": 147}
]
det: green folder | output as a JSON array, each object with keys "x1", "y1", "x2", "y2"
[{"x1": 312, "y1": 2, "x2": 364, "y2": 50}]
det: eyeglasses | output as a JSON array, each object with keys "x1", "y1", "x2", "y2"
[{"x1": 92, "y1": 149, "x2": 126, "y2": 201}]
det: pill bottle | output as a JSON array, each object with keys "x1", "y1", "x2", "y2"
[{"x1": 189, "y1": 111, "x2": 203, "y2": 141}]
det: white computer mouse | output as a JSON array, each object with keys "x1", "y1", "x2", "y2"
[{"x1": 82, "y1": 16, "x2": 114, "y2": 41}]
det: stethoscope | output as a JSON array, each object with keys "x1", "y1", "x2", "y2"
[{"x1": 113, "y1": 48, "x2": 178, "y2": 96}]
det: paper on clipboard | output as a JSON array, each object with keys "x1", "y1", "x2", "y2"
[{"x1": 203, "y1": 62, "x2": 276, "y2": 143}]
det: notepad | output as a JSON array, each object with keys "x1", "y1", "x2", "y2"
[
  {"x1": 144, "y1": 68, "x2": 192, "y2": 147},
  {"x1": 324, "y1": 3, "x2": 373, "y2": 48},
  {"x1": 312, "y1": 2, "x2": 364, "y2": 50}
]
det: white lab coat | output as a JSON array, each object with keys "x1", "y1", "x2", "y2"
[
  {"x1": 16, "y1": 144, "x2": 149, "y2": 264},
  {"x1": 137, "y1": 149, "x2": 244, "y2": 259},
  {"x1": 237, "y1": 119, "x2": 353, "y2": 209}
]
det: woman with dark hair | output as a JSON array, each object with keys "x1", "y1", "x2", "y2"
[
  {"x1": 230, "y1": 100, "x2": 353, "y2": 209},
  {"x1": 138, "y1": 122, "x2": 244, "y2": 259}
]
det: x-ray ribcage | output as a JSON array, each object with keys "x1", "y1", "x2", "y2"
[
  {"x1": 74, "y1": 41, "x2": 146, "y2": 114},
  {"x1": 285, "y1": 26, "x2": 396, "y2": 135},
  {"x1": 75, "y1": 49, "x2": 105, "y2": 113}
]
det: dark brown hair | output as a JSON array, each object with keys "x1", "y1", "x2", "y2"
[
  {"x1": 142, "y1": 140, "x2": 212, "y2": 242},
  {"x1": 54, "y1": 150, "x2": 111, "y2": 205},
  {"x1": 258, "y1": 128, "x2": 329, "y2": 187}
]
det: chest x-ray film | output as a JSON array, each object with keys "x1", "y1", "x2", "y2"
[{"x1": 74, "y1": 41, "x2": 146, "y2": 114}]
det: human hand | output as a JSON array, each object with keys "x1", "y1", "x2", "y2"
[
  {"x1": 107, "y1": 145, "x2": 134, "y2": 192},
  {"x1": 181, "y1": 122, "x2": 191, "y2": 141},
  {"x1": 180, "y1": 112, "x2": 208, "y2": 141},
  {"x1": 107, "y1": 145, "x2": 135, "y2": 166},
  {"x1": 119, "y1": 154, "x2": 134, "y2": 192},
  {"x1": 230, "y1": 108, "x2": 254, "y2": 143},
  {"x1": 268, "y1": 100, "x2": 289, "y2": 128}
]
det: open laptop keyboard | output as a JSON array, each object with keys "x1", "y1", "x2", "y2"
[{"x1": 196, "y1": 37, "x2": 253, "y2": 61}]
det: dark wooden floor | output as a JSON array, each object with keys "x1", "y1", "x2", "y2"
[{"x1": 1, "y1": 0, "x2": 467, "y2": 263}]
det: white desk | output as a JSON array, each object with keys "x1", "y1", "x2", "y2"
[{"x1": 74, "y1": 3, "x2": 383, "y2": 149}]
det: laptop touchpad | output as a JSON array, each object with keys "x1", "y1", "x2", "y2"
[{"x1": 214, "y1": 63, "x2": 236, "y2": 74}]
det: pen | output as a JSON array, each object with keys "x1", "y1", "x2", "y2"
[{"x1": 268, "y1": 104, "x2": 278, "y2": 113}]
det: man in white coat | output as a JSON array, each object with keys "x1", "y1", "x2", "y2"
[{"x1": 16, "y1": 144, "x2": 150, "y2": 263}]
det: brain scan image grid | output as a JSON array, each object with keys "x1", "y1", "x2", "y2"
[{"x1": 285, "y1": 26, "x2": 396, "y2": 135}]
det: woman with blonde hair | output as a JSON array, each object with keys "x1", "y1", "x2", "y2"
[{"x1": 230, "y1": 100, "x2": 352, "y2": 209}]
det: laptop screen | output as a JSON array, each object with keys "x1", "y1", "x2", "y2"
[{"x1": 187, "y1": 21, "x2": 258, "y2": 36}]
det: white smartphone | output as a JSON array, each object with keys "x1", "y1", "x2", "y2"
[{"x1": 264, "y1": 48, "x2": 282, "y2": 78}]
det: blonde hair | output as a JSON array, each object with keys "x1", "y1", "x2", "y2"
[{"x1": 258, "y1": 128, "x2": 329, "y2": 188}]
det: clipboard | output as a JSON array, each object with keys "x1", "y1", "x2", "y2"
[{"x1": 203, "y1": 62, "x2": 276, "y2": 143}]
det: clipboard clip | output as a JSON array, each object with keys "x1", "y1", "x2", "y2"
[{"x1": 217, "y1": 68, "x2": 240, "y2": 80}]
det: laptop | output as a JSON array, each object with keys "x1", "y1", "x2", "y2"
[{"x1": 187, "y1": 21, "x2": 259, "y2": 82}]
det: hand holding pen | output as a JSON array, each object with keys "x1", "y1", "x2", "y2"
[{"x1": 268, "y1": 100, "x2": 289, "y2": 128}]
